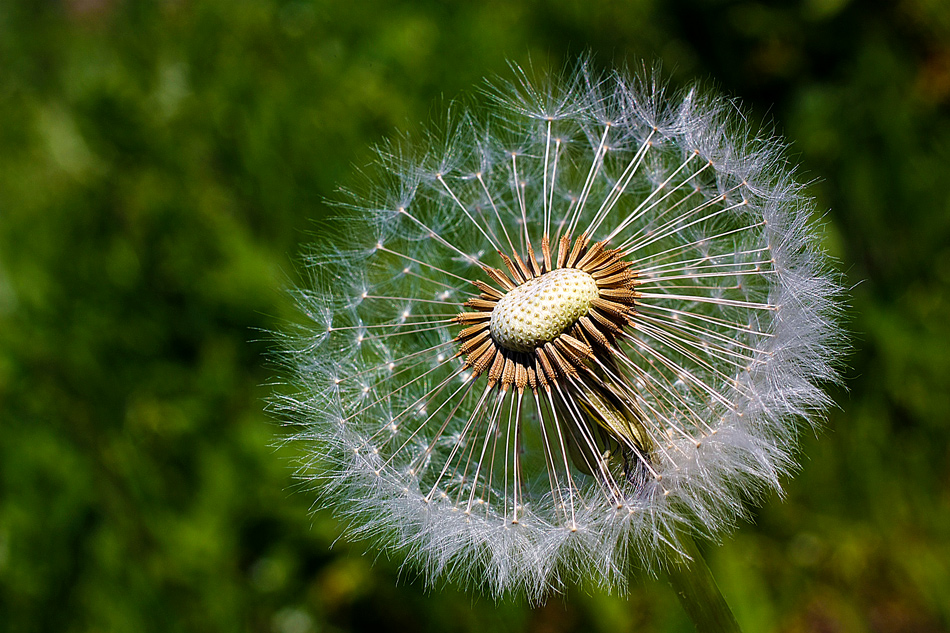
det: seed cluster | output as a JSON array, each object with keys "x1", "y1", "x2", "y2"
[
  {"x1": 490, "y1": 268, "x2": 599, "y2": 353},
  {"x1": 455, "y1": 233, "x2": 641, "y2": 393},
  {"x1": 283, "y1": 62, "x2": 844, "y2": 599}
]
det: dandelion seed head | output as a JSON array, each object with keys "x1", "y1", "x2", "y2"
[{"x1": 275, "y1": 59, "x2": 845, "y2": 602}]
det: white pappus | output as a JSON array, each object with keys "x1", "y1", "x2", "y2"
[{"x1": 274, "y1": 59, "x2": 845, "y2": 602}]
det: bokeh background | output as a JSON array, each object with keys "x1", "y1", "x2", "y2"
[{"x1": 1, "y1": 0, "x2": 949, "y2": 631}]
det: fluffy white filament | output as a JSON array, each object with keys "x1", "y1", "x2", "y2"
[{"x1": 275, "y1": 60, "x2": 844, "y2": 602}]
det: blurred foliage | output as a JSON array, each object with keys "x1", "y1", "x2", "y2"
[{"x1": 1, "y1": 0, "x2": 949, "y2": 631}]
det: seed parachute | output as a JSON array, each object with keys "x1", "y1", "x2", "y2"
[{"x1": 275, "y1": 59, "x2": 844, "y2": 601}]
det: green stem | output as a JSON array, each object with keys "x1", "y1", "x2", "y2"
[{"x1": 665, "y1": 533, "x2": 742, "y2": 633}]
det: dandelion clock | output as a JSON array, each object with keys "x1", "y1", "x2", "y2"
[{"x1": 274, "y1": 60, "x2": 844, "y2": 631}]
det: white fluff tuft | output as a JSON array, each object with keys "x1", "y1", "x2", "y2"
[{"x1": 273, "y1": 60, "x2": 846, "y2": 602}]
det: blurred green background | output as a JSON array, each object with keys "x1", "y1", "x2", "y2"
[{"x1": 1, "y1": 0, "x2": 949, "y2": 631}]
